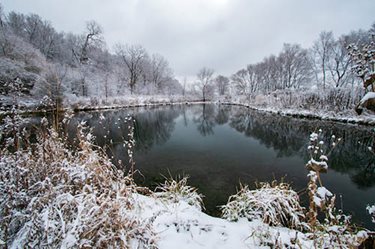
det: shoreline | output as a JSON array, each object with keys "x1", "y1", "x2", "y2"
[{"x1": 1, "y1": 99, "x2": 375, "y2": 126}]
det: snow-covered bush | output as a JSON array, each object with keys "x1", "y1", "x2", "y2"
[
  {"x1": 154, "y1": 176, "x2": 204, "y2": 210},
  {"x1": 0, "y1": 119, "x2": 156, "y2": 248},
  {"x1": 221, "y1": 181, "x2": 306, "y2": 230}
]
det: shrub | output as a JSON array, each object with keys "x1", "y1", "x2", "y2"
[
  {"x1": 221, "y1": 181, "x2": 307, "y2": 230},
  {"x1": 154, "y1": 176, "x2": 204, "y2": 211}
]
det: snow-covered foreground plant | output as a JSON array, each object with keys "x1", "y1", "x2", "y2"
[
  {"x1": 305, "y1": 129, "x2": 368, "y2": 248},
  {"x1": 221, "y1": 181, "x2": 307, "y2": 230},
  {"x1": 154, "y1": 176, "x2": 204, "y2": 211},
  {"x1": 0, "y1": 119, "x2": 156, "y2": 248}
]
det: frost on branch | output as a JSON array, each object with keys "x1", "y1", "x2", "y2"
[{"x1": 221, "y1": 181, "x2": 307, "y2": 230}]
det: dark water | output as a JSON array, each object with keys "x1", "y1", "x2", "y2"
[{"x1": 52, "y1": 104, "x2": 375, "y2": 229}]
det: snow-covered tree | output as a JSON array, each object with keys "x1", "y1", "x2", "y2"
[
  {"x1": 196, "y1": 67, "x2": 214, "y2": 101},
  {"x1": 278, "y1": 43, "x2": 313, "y2": 89},
  {"x1": 79, "y1": 20, "x2": 103, "y2": 64},
  {"x1": 312, "y1": 31, "x2": 335, "y2": 88},
  {"x1": 348, "y1": 29, "x2": 375, "y2": 114}
]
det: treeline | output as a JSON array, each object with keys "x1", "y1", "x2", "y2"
[
  {"x1": 197, "y1": 22, "x2": 375, "y2": 113},
  {"x1": 1, "y1": 3, "x2": 374, "y2": 114},
  {"x1": 0, "y1": 5, "x2": 183, "y2": 109},
  {"x1": 229, "y1": 29, "x2": 373, "y2": 94}
]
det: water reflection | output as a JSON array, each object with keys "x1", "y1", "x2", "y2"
[
  {"x1": 227, "y1": 108, "x2": 375, "y2": 189},
  {"x1": 43, "y1": 104, "x2": 375, "y2": 228},
  {"x1": 193, "y1": 105, "x2": 216, "y2": 136}
]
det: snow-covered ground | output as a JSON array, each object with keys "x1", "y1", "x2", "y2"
[
  {"x1": 62, "y1": 93, "x2": 375, "y2": 127},
  {"x1": 222, "y1": 101, "x2": 375, "y2": 126},
  {"x1": 133, "y1": 194, "x2": 315, "y2": 249}
]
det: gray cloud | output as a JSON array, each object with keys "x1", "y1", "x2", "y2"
[{"x1": 3, "y1": 0, "x2": 375, "y2": 78}]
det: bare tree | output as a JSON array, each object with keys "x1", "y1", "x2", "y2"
[
  {"x1": 25, "y1": 14, "x2": 43, "y2": 44},
  {"x1": 215, "y1": 75, "x2": 229, "y2": 96},
  {"x1": 150, "y1": 53, "x2": 172, "y2": 92},
  {"x1": 0, "y1": 3, "x2": 4, "y2": 28},
  {"x1": 115, "y1": 44, "x2": 147, "y2": 94},
  {"x1": 231, "y1": 69, "x2": 249, "y2": 95},
  {"x1": 312, "y1": 31, "x2": 334, "y2": 88},
  {"x1": 0, "y1": 4, "x2": 12, "y2": 56},
  {"x1": 279, "y1": 43, "x2": 312, "y2": 89},
  {"x1": 182, "y1": 76, "x2": 187, "y2": 96},
  {"x1": 196, "y1": 67, "x2": 214, "y2": 101},
  {"x1": 7, "y1": 11, "x2": 26, "y2": 37},
  {"x1": 79, "y1": 21, "x2": 103, "y2": 63},
  {"x1": 328, "y1": 35, "x2": 352, "y2": 87}
]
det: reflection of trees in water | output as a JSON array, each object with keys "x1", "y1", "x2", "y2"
[
  {"x1": 63, "y1": 106, "x2": 182, "y2": 172},
  {"x1": 43, "y1": 104, "x2": 375, "y2": 188},
  {"x1": 351, "y1": 162, "x2": 375, "y2": 189},
  {"x1": 193, "y1": 104, "x2": 216, "y2": 136},
  {"x1": 226, "y1": 106, "x2": 374, "y2": 188},
  {"x1": 215, "y1": 105, "x2": 231, "y2": 125},
  {"x1": 133, "y1": 107, "x2": 181, "y2": 151},
  {"x1": 229, "y1": 109, "x2": 308, "y2": 157}
]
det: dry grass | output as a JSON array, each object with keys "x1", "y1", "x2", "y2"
[
  {"x1": 221, "y1": 181, "x2": 307, "y2": 230},
  {"x1": 154, "y1": 176, "x2": 204, "y2": 211},
  {"x1": 0, "y1": 119, "x2": 156, "y2": 248}
]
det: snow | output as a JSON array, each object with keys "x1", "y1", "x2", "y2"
[
  {"x1": 310, "y1": 132, "x2": 318, "y2": 141},
  {"x1": 134, "y1": 194, "x2": 314, "y2": 249},
  {"x1": 221, "y1": 101, "x2": 375, "y2": 126},
  {"x1": 368, "y1": 205, "x2": 375, "y2": 215},
  {"x1": 367, "y1": 204, "x2": 375, "y2": 223},
  {"x1": 306, "y1": 158, "x2": 328, "y2": 170},
  {"x1": 359, "y1": 92, "x2": 375, "y2": 105},
  {"x1": 316, "y1": 187, "x2": 332, "y2": 200}
]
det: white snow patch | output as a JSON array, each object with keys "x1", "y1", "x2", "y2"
[
  {"x1": 359, "y1": 92, "x2": 375, "y2": 105},
  {"x1": 134, "y1": 194, "x2": 313, "y2": 249}
]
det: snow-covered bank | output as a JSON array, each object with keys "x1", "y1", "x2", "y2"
[
  {"x1": 135, "y1": 194, "x2": 316, "y2": 249},
  {"x1": 221, "y1": 101, "x2": 375, "y2": 126},
  {"x1": 0, "y1": 95, "x2": 207, "y2": 115},
  {"x1": 69, "y1": 97, "x2": 209, "y2": 112},
  {"x1": 2, "y1": 88, "x2": 374, "y2": 127}
]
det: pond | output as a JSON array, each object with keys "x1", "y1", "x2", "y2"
[{"x1": 59, "y1": 104, "x2": 375, "y2": 229}]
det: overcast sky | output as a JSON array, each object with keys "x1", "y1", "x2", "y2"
[{"x1": 2, "y1": 0, "x2": 375, "y2": 79}]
